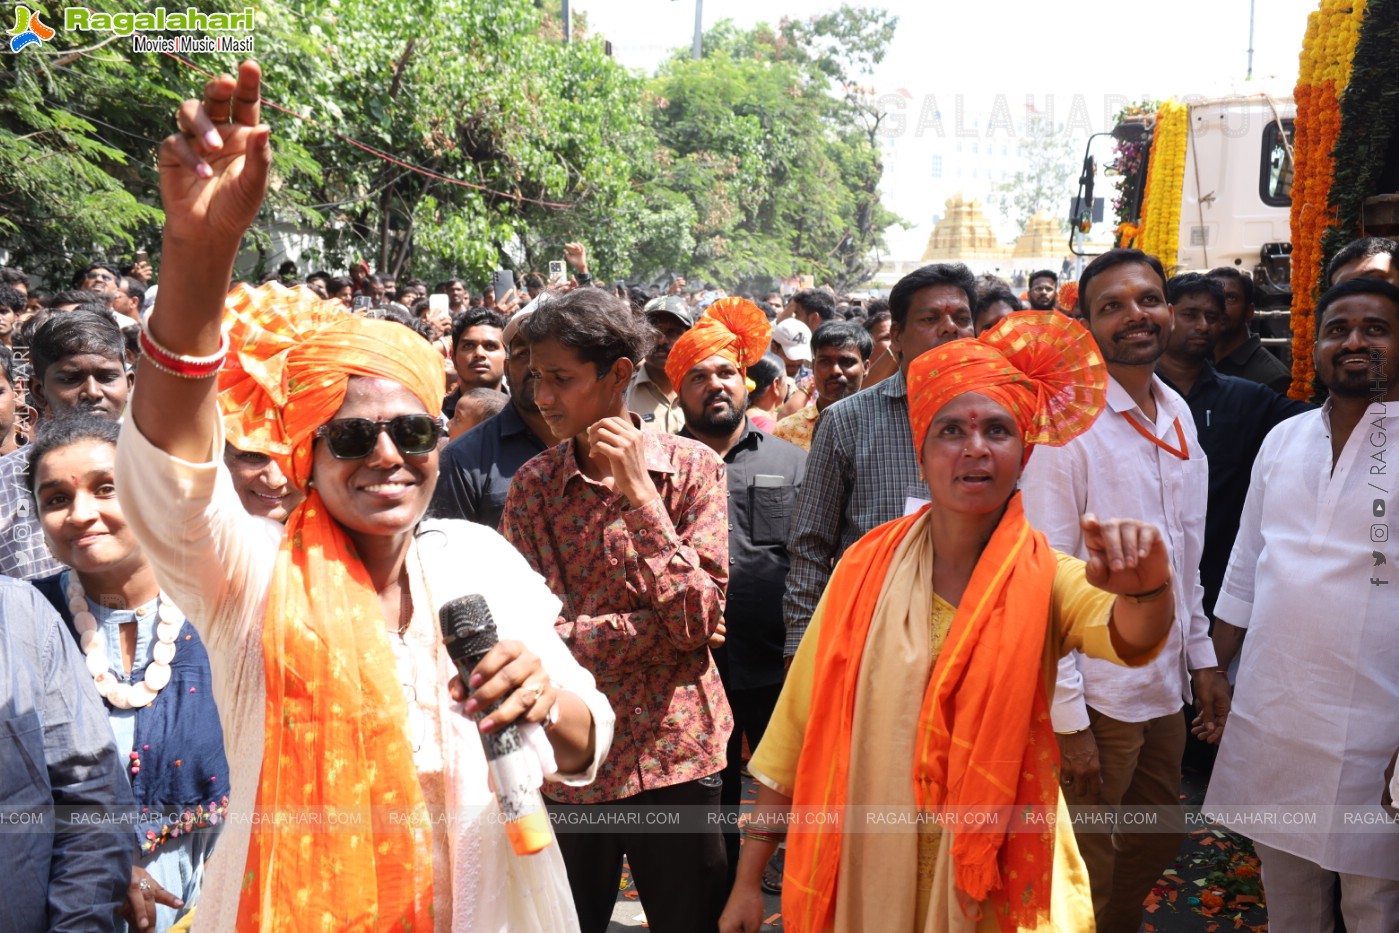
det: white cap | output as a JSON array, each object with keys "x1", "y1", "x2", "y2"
[{"x1": 771, "y1": 318, "x2": 813, "y2": 362}]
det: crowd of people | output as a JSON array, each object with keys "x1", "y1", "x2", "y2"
[{"x1": 2, "y1": 60, "x2": 1398, "y2": 933}]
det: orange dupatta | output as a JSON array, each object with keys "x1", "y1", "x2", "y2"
[
  {"x1": 783, "y1": 495, "x2": 1059, "y2": 932},
  {"x1": 218, "y1": 284, "x2": 441, "y2": 931}
]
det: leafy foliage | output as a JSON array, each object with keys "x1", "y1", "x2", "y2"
[
  {"x1": 1, "y1": 1, "x2": 900, "y2": 292},
  {"x1": 992, "y1": 131, "x2": 1077, "y2": 234}
]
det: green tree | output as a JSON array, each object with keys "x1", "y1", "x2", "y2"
[
  {"x1": 992, "y1": 131, "x2": 1077, "y2": 234},
  {"x1": 639, "y1": 7, "x2": 902, "y2": 291}
]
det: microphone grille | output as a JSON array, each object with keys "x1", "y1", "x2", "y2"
[{"x1": 439, "y1": 594, "x2": 498, "y2": 661}]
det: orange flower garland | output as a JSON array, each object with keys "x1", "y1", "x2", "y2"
[
  {"x1": 1137, "y1": 101, "x2": 1188, "y2": 271},
  {"x1": 1288, "y1": 0, "x2": 1367, "y2": 397}
]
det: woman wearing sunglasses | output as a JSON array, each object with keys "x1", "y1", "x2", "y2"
[{"x1": 114, "y1": 61, "x2": 613, "y2": 932}]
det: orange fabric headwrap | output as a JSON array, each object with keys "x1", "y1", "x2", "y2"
[
  {"x1": 217, "y1": 284, "x2": 441, "y2": 931},
  {"x1": 907, "y1": 310, "x2": 1107, "y2": 461},
  {"x1": 785, "y1": 312, "x2": 1107, "y2": 931},
  {"x1": 664, "y1": 297, "x2": 772, "y2": 389},
  {"x1": 219, "y1": 282, "x2": 444, "y2": 488}
]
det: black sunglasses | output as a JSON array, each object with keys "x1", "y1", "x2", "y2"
[{"x1": 314, "y1": 415, "x2": 442, "y2": 460}]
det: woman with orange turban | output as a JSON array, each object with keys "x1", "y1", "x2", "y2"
[
  {"x1": 115, "y1": 61, "x2": 614, "y2": 932},
  {"x1": 719, "y1": 311, "x2": 1177, "y2": 933}
]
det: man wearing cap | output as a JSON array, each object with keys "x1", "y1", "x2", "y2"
[
  {"x1": 625, "y1": 295, "x2": 692, "y2": 433},
  {"x1": 771, "y1": 318, "x2": 815, "y2": 417},
  {"x1": 429, "y1": 305, "x2": 551, "y2": 530}
]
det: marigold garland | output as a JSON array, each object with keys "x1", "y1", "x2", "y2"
[
  {"x1": 1319, "y1": 0, "x2": 1399, "y2": 297},
  {"x1": 1137, "y1": 101, "x2": 1189, "y2": 272},
  {"x1": 1288, "y1": 0, "x2": 1367, "y2": 398}
]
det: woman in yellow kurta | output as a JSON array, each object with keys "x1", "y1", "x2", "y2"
[{"x1": 719, "y1": 312, "x2": 1177, "y2": 933}]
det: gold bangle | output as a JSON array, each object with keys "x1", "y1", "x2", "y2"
[{"x1": 1120, "y1": 579, "x2": 1170, "y2": 604}]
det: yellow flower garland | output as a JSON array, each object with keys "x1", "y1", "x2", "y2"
[
  {"x1": 1137, "y1": 101, "x2": 1188, "y2": 272},
  {"x1": 1289, "y1": 0, "x2": 1367, "y2": 397}
]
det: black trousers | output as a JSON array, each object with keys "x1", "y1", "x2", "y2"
[
  {"x1": 549, "y1": 777, "x2": 729, "y2": 933},
  {"x1": 719, "y1": 682, "x2": 783, "y2": 886}
]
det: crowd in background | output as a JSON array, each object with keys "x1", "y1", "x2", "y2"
[{"x1": 3, "y1": 60, "x2": 1399, "y2": 933}]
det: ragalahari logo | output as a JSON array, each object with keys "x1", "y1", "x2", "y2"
[{"x1": 9, "y1": 5, "x2": 56, "y2": 52}]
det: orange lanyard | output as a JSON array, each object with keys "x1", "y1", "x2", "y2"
[{"x1": 1120, "y1": 412, "x2": 1190, "y2": 460}]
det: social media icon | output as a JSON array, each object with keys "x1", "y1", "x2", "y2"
[
  {"x1": 1376, "y1": 499, "x2": 1388, "y2": 518},
  {"x1": 1373, "y1": 524, "x2": 1390, "y2": 544},
  {"x1": 15, "y1": 499, "x2": 28, "y2": 517},
  {"x1": 1375, "y1": 551, "x2": 1389, "y2": 566}
]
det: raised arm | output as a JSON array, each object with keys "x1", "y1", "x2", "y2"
[{"x1": 133, "y1": 61, "x2": 271, "y2": 462}]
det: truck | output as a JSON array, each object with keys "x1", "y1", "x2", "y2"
[
  {"x1": 1072, "y1": 94, "x2": 1297, "y2": 362},
  {"x1": 1072, "y1": 0, "x2": 1399, "y2": 396}
]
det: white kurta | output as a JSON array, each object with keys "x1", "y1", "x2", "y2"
[
  {"x1": 116, "y1": 418, "x2": 616, "y2": 931},
  {"x1": 1021, "y1": 375, "x2": 1215, "y2": 729},
  {"x1": 1205, "y1": 401, "x2": 1399, "y2": 879}
]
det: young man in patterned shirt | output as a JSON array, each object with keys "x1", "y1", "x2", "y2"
[{"x1": 502, "y1": 287, "x2": 732, "y2": 933}]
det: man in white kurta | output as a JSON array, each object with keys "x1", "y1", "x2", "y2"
[
  {"x1": 1205, "y1": 275, "x2": 1399, "y2": 931},
  {"x1": 1021, "y1": 251, "x2": 1226, "y2": 933}
]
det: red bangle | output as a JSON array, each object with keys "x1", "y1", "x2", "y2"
[{"x1": 139, "y1": 326, "x2": 227, "y2": 379}]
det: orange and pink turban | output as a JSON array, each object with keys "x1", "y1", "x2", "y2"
[
  {"x1": 906, "y1": 310, "x2": 1107, "y2": 460},
  {"x1": 664, "y1": 297, "x2": 772, "y2": 389}
]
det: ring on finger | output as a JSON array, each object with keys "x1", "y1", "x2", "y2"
[
  {"x1": 522, "y1": 681, "x2": 545, "y2": 705},
  {"x1": 138, "y1": 878, "x2": 153, "y2": 893}
]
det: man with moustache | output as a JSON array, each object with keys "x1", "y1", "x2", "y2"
[
  {"x1": 783, "y1": 262, "x2": 976, "y2": 656},
  {"x1": 430, "y1": 307, "x2": 551, "y2": 530},
  {"x1": 625, "y1": 295, "x2": 692, "y2": 433},
  {"x1": 1154, "y1": 273, "x2": 1312, "y2": 619},
  {"x1": 1208, "y1": 267, "x2": 1292, "y2": 394},
  {"x1": 670, "y1": 299, "x2": 806, "y2": 886},
  {"x1": 1205, "y1": 277, "x2": 1399, "y2": 928},
  {"x1": 1020, "y1": 249, "x2": 1228, "y2": 933},
  {"x1": 1026, "y1": 269, "x2": 1059, "y2": 311},
  {"x1": 773, "y1": 321, "x2": 872, "y2": 452}
]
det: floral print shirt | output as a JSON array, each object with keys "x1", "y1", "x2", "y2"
[
  {"x1": 773, "y1": 400, "x2": 821, "y2": 452},
  {"x1": 502, "y1": 428, "x2": 732, "y2": 803}
]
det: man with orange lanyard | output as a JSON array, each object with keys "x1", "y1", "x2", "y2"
[{"x1": 1019, "y1": 248, "x2": 1231, "y2": 933}]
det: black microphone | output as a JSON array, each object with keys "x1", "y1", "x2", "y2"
[{"x1": 439, "y1": 594, "x2": 554, "y2": 854}]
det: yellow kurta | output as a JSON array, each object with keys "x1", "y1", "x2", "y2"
[{"x1": 753, "y1": 551, "x2": 1165, "y2": 932}]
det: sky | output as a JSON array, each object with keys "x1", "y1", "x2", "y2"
[{"x1": 576, "y1": 0, "x2": 1319, "y2": 258}]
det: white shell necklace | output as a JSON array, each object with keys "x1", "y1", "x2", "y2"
[{"x1": 67, "y1": 576, "x2": 182, "y2": 710}]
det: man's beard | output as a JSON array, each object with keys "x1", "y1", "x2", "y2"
[
  {"x1": 1028, "y1": 294, "x2": 1056, "y2": 311},
  {"x1": 513, "y1": 376, "x2": 540, "y2": 414},
  {"x1": 682, "y1": 390, "x2": 746, "y2": 437},
  {"x1": 1323, "y1": 351, "x2": 1388, "y2": 398},
  {"x1": 1101, "y1": 324, "x2": 1166, "y2": 366}
]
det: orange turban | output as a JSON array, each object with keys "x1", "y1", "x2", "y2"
[
  {"x1": 906, "y1": 310, "x2": 1107, "y2": 460},
  {"x1": 217, "y1": 283, "x2": 438, "y2": 931},
  {"x1": 664, "y1": 297, "x2": 772, "y2": 389},
  {"x1": 219, "y1": 282, "x2": 444, "y2": 489}
]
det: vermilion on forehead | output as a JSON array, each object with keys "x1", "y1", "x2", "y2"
[{"x1": 931, "y1": 393, "x2": 1016, "y2": 425}]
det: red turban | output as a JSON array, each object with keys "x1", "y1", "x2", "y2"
[
  {"x1": 906, "y1": 311, "x2": 1107, "y2": 460},
  {"x1": 664, "y1": 297, "x2": 772, "y2": 389}
]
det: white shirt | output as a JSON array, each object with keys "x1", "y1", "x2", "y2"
[
  {"x1": 1204, "y1": 401, "x2": 1399, "y2": 878},
  {"x1": 1021, "y1": 374, "x2": 1215, "y2": 727},
  {"x1": 116, "y1": 418, "x2": 615, "y2": 931}
]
